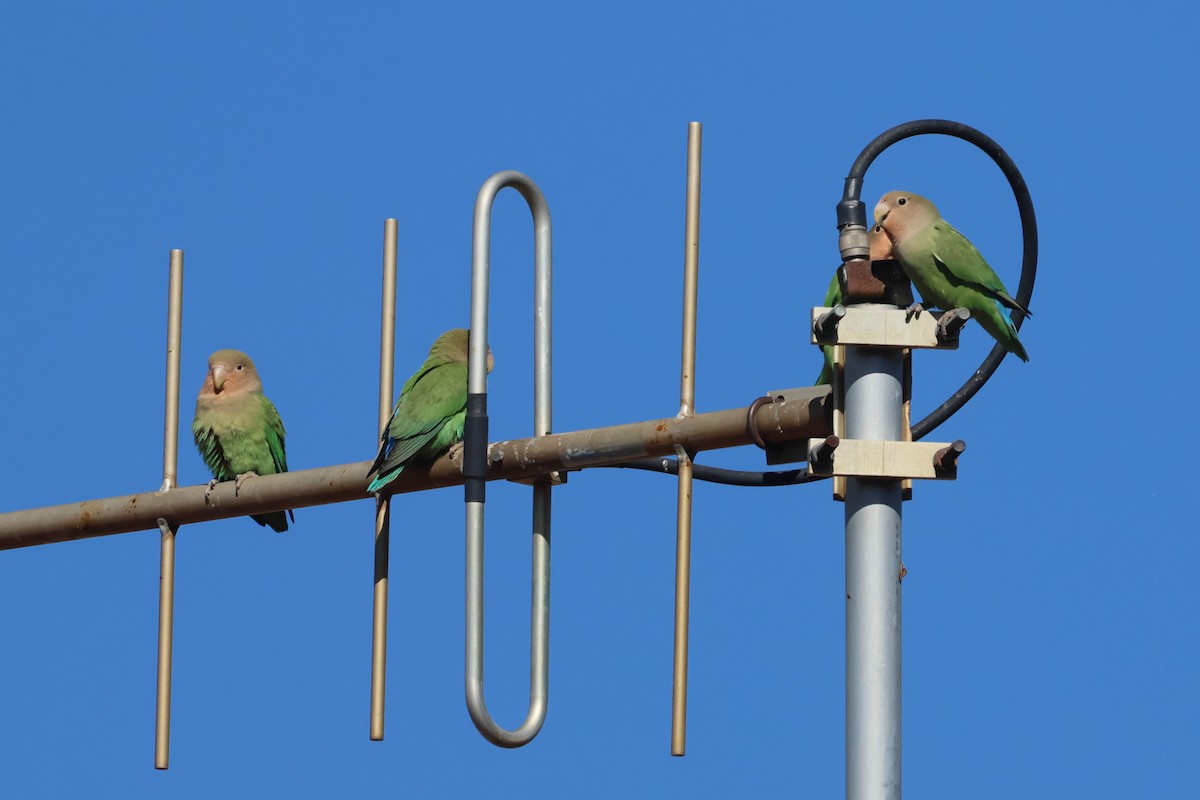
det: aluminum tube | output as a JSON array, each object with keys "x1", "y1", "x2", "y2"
[
  {"x1": 843, "y1": 341, "x2": 904, "y2": 800},
  {"x1": 670, "y1": 453, "x2": 694, "y2": 756},
  {"x1": 678, "y1": 121, "x2": 701, "y2": 417},
  {"x1": 464, "y1": 486, "x2": 551, "y2": 747},
  {"x1": 672, "y1": 121, "x2": 702, "y2": 756},
  {"x1": 0, "y1": 390, "x2": 831, "y2": 550},
  {"x1": 159, "y1": 250, "x2": 184, "y2": 494},
  {"x1": 527, "y1": 482, "x2": 551, "y2": 729},
  {"x1": 378, "y1": 219, "x2": 399, "y2": 440},
  {"x1": 154, "y1": 249, "x2": 183, "y2": 770},
  {"x1": 533, "y1": 185, "x2": 552, "y2": 439},
  {"x1": 370, "y1": 219, "x2": 398, "y2": 741},
  {"x1": 155, "y1": 519, "x2": 176, "y2": 770},
  {"x1": 463, "y1": 171, "x2": 554, "y2": 747}
]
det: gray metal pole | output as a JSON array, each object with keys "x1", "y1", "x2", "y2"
[{"x1": 843, "y1": 339, "x2": 904, "y2": 800}]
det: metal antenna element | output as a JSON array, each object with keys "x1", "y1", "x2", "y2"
[
  {"x1": 672, "y1": 121, "x2": 701, "y2": 757},
  {"x1": 464, "y1": 171, "x2": 553, "y2": 748},
  {"x1": 155, "y1": 248, "x2": 184, "y2": 770},
  {"x1": 370, "y1": 219, "x2": 398, "y2": 741}
]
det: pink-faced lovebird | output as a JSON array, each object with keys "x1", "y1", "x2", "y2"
[
  {"x1": 874, "y1": 190, "x2": 1031, "y2": 361},
  {"x1": 193, "y1": 349, "x2": 294, "y2": 532}
]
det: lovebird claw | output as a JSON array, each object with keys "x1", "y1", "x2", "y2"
[
  {"x1": 904, "y1": 303, "x2": 925, "y2": 322},
  {"x1": 234, "y1": 471, "x2": 260, "y2": 496},
  {"x1": 448, "y1": 441, "x2": 465, "y2": 473},
  {"x1": 204, "y1": 479, "x2": 219, "y2": 505},
  {"x1": 936, "y1": 307, "x2": 969, "y2": 339}
]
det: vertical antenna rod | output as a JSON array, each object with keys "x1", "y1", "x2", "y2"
[
  {"x1": 370, "y1": 219, "x2": 398, "y2": 741},
  {"x1": 154, "y1": 248, "x2": 184, "y2": 770},
  {"x1": 844, "y1": 344, "x2": 904, "y2": 799},
  {"x1": 464, "y1": 170, "x2": 553, "y2": 747},
  {"x1": 671, "y1": 120, "x2": 702, "y2": 756}
]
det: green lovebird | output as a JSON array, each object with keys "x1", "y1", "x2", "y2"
[
  {"x1": 874, "y1": 191, "x2": 1031, "y2": 361},
  {"x1": 815, "y1": 225, "x2": 893, "y2": 385},
  {"x1": 367, "y1": 328, "x2": 493, "y2": 494},
  {"x1": 814, "y1": 268, "x2": 842, "y2": 386},
  {"x1": 193, "y1": 349, "x2": 294, "y2": 532}
]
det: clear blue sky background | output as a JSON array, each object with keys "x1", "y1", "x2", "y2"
[{"x1": 1, "y1": 2, "x2": 1195, "y2": 797}]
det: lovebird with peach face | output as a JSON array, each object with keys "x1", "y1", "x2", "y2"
[
  {"x1": 875, "y1": 190, "x2": 1031, "y2": 361},
  {"x1": 192, "y1": 349, "x2": 293, "y2": 532}
]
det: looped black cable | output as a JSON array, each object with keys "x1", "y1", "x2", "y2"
[
  {"x1": 611, "y1": 457, "x2": 825, "y2": 487},
  {"x1": 601, "y1": 120, "x2": 1036, "y2": 485},
  {"x1": 839, "y1": 118, "x2": 1038, "y2": 440}
]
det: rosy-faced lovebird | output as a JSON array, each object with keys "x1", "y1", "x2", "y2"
[
  {"x1": 367, "y1": 328, "x2": 493, "y2": 494},
  {"x1": 815, "y1": 225, "x2": 894, "y2": 385},
  {"x1": 192, "y1": 349, "x2": 294, "y2": 532},
  {"x1": 874, "y1": 191, "x2": 1031, "y2": 361}
]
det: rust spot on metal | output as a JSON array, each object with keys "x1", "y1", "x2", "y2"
[
  {"x1": 78, "y1": 501, "x2": 101, "y2": 529},
  {"x1": 843, "y1": 258, "x2": 914, "y2": 307}
]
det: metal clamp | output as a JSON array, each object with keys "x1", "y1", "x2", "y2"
[
  {"x1": 464, "y1": 171, "x2": 553, "y2": 748},
  {"x1": 745, "y1": 394, "x2": 781, "y2": 451}
]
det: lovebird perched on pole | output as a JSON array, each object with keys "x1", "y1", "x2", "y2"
[
  {"x1": 193, "y1": 349, "x2": 294, "y2": 532},
  {"x1": 874, "y1": 190, "x2": 1031, "y2": 361},
  {"x1": 367, "y1": 328, "x2": 493, "y2": 494}
]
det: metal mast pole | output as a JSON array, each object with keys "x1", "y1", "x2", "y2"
[{"x1": 843, "y1": 340, "x2": 904, "y2": 800}]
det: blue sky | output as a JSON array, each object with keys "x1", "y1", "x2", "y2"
[{"x1": 1, "y1": 2, "x2": 1195, "y2": 797}]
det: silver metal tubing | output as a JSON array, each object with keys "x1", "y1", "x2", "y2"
[
  {"x1": 464, "y1": 171, "x2": 553, "y2": 747},
  {"x1": 843, "y1": 339, "x2": 904, "y2": 800},
  {"x1": 0, "y1": 389, "x2": 831, "y2": 549},
  {"x1": 370, "y1": 219, "x2": 398, "y2": 741},
  {"x1": 154, "y1": 248, "x2": 183, "y2": 770},
  {"x1": 672, "y1": 121, "x2": 702, "y2": 756}
]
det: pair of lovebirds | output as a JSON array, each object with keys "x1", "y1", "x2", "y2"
[
  {"x1": 815, "y1": 190, "x2": 1032, "y2": 385},
  {"x1": 192, "y1": 328, "x2": 486, "y2": 532}
]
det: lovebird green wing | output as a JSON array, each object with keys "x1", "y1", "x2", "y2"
[
  {"x1": 252, "y1": 395, "x2": 293, "y2": 532},
  {"x1": 929, "y1": 221, "x2": 1029, "y2": 316},
  {"x1": 368, "y1": 361, "x2": 468, "y2": 492},
  {"x1": 815, "y1": 268, "x2": 843, "y2": 386}
]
